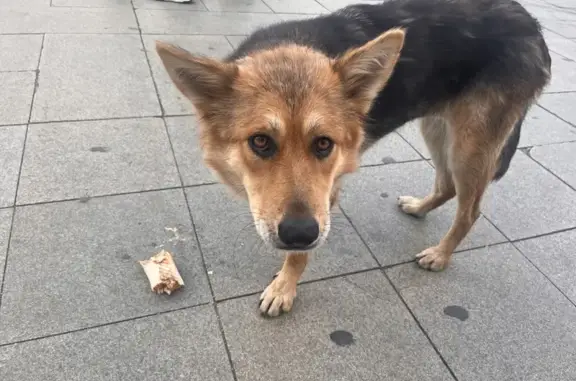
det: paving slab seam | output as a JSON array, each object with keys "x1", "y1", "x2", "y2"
[
  {"x1": 510, "y1": 240, "x2": 576, "y2": 309},
  {"x1": 241, "y1": 0, "x2": 274, "y2": 12},
  {"x1": 0, "y1": 70, "x2": 38, "y2": 73},
  {"x1": 10, "y1": 114, "x2": 164, "y2": 128},
  {"x1": 521, "y1": 148, "x2": 576, "y2": 191},
  {"x1": 0, "y1": 34, "x2": 45, "y2": 310},
  {"x1": 518, "y1": 138, "x2": 576, "y2": 149},
  {"x1": 130, "y1": 0, "x2": 166, "y2": 116},
  {"x1": 510, "y1": 225, "x2": 576, "y2": 243},
  {"x1": 535, "y1": 102, "x2": 576, "y2": 128},
  {"x1": 0, "y1": 301, "x2": 212, "y2": 349},
  {"x1": 360, "y1": 158, "x2": 426, "y2": 168},
  {"x1": 337, "y1": 205, "x2": 460, "y2": 379},
  {"x1": 397, "y1": 128, "x2": 430, "y2": 161},
  {"x1": 0, "y1": 32, "x2": 140, "y2": 36}
]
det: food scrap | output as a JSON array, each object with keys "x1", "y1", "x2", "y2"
[{"x1": 139, "y1": 250, "x2": 184, "y2": 295}]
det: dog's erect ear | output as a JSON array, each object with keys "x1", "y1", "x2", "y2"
[
  {"x1": 333, "y1": 28, "x2": 405, "y2": 113},
  {"x1": 155, "y1": 41, "x2": 238, "y2": 108}
]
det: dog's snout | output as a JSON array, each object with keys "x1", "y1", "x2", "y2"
[{"x1": 278, "y1": 216, "x2": 319, "y2": 249}]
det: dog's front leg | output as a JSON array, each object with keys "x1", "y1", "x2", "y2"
[{"x1": 259, "y1": 252, "x2": 308, "y2": 317}]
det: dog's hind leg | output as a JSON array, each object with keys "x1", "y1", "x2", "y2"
[
  {"x1": 415, "y1": 94, "x2": 525, "y2": 271},
  {"x1": 398, "y1": 116, "x2": 456, "y2": 217}
]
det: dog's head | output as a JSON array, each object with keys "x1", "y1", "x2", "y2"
[{"x1": 156, "y1": 29, "x2": 404, "y2": 251}]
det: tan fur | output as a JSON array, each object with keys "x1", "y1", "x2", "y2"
[{"x1": 156, "y1": 29, "x2": 529, "y2": 315}]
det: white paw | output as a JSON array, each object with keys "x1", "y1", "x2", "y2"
[
  {"x1": 416, "y1": 246, "x2": 451, "y2": 271},
  {"x1": 259, "y1": 275, "x2": 297, "y2": 317},
  {"x1": 397, "y1": 195, "x2": 425, "y2": 217}
]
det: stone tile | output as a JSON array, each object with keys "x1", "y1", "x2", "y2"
[
  {"x1": 263, "y1": 0, "x2": 326, "y2": 14},
  {"x1": 226, "y1": 35, "x2": 247, "y2": 49},
  {"x1": 544, "y1": 23, "x2": 576, "y2": 39},
  {"x1": 538, "y1": 92, "x2": 576, "y2": 126},
  {"x1": 339, "y1": 161, "x2": 506, "y2": 265},
  {"x1": 515, "y1": 229, "x2": 576, "y2": 303},
  {"x1": 519, "y1": 104, "x2": 576, "y2": 147},
  {"x1": 0, "y1": 72, "x2": 35, "y2": 126},
  {"x1": 51, "y1": 0, "x2": 132, "y2": 7},
  {"x1": 137, "y1": 9, "x2": 281, "y2": 34},
  {"x1": 134, "y1": 0, "x2": 207, "y2": 10},
  {"x1": 0, "y1": 190, "x2": 211, "y2": 343},
  {"x1": 0, "y1": 0, "x2": 50, "y2": 7},
  {"x1": 31, "y1": 34, "x2": 160, "y2": 122},
  {"x1": 0, "y1": 306, "x2": 234, "y2": 381},
  {"x1": 0, "y1": 7, "x2": 137, "y2": 34},
  {"x1": 361, "y1": 132, "x2": 422, "y2": 166},
  {"x1": 546, "y1": 51, "x2": 576, "y2": 93},
  {"x1": 396, "y1": 121, "x2": 430, "y2": 159},
  {"x1": 387, "y1": 244, "x2": 576, "y2": 381},
  {"x1": 143, "y1": 35, "x2": 233, "y2": 115},
  {"x1": 544, "y1": 29, "x2": 576, "y2": 61},
  {"x1": 202, "y1": 0, "x2": 271, "y2": 12},
  {"x1": 165, "y1": 116, "x2": 217, "y2": 186},
  {"x1": 482, "y1": 151, "x2": 576, "y2": 240},
  {"x1": 530, "y1": 141, "x2": 576, "y2": 188},
  {"x1": 186, "y1": 184, "x2": 377, "y2": 299},
  {"x1": 0, "y1": 35, "x2": 43, "y2": 72},
  {"x1": 0, "y1": 126, "x2": 27, "y2": 208},
  {"x1": 218, "y1": 271, "x2": 453, "y2": 381},
  {"x1": 17, "y1": 118, "x2": 180, "y2": 204},
  {"x1": 0, "y1": 209, "x2": 13, "y2": 286}
]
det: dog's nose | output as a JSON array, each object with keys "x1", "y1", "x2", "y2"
[{"x1": 278, "y1": 216, "x2": 319, "y2": 249}]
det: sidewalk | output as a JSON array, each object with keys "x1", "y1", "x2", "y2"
[{"x1": 0, "y1": 1, "x2": 575, "y2": 380}]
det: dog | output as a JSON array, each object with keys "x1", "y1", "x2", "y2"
[{"x1": 156, "y1": 0, "x2": 551, "y2": 317}]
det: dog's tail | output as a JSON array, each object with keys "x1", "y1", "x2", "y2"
[{"x1": 492, "y1": 106, "x2": 529, "y2": 181}]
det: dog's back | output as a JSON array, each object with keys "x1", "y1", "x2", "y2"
[{"x1": 230, "y1": 0, "x2": 551, "y2": 142}]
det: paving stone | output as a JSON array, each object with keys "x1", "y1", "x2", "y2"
[
  {"x1": 0, "y1": 7, "x2": 138, "y2": 34},
  {"x1": 529, "y1": 141, "x2": 576, "y2": 188},
  {"x1": 515, "y1": 229, "x2": 576, "y2": 303},
  {"x1": 483, "y1": 151, "x2": 576, "y2": 240},
  {"x1": 361, "y1": 132, "x2": 422, "y2": 166},
  {"x1": 226, "y1": 35, "x2": 247, "y2": 49},
  {"x1": 0, "y1": 190, "x2": 211, "y2": 344},
  {"x1": 339, "y1": 161, "x2": 506, "y2": 266},
  {"x1": 0, "y1": 306, "x2": 233, "y2": 381},
  {"x1": 143, "y1": 35, "x2": 233, "y2": 115},
  {"x1": 51, "y1": 0, "x2": 132, "y2": 7},
  {"x1": 546, "y1": 51, "x2": 576, "y2": 93},
  {"x1": 165, "y1": 116, "x2": 217, "y2": 186},
  {"x1": 387, "y1": 243, "x2": 576, "y2": 381},
  {"x1": 202, "y1": 0, "x2": 271, "y2": 12},
  {"x1": 0, "y1": 72, "x2": 35, "y2": 126},
  {"x1": 543, "y1": 29, "x2": 576, "y2": 61},
  {"x1": 17, "y1": 118, "x2": 180, "y2": 204},
  {"x1": 538, "y1": 92, "x2": 576, "y2": 126},
  {"x1": 218, "y1": 271, "x2": 453, "y2": 381},
  {"x1": 263, "y1": 0, "x2": 326, "y2": 14},
  {"x1": 134, "y1": 0, "x2": 207, "y2": 10},
  {"x1": 0, "y1": 126, "x2": 27, "y2": 208},
  {"x1": 396, "y1": 121, "x2": 431, "y2": 159},
  {"x1": 519, "y1": 104, "x2": 576, "y2": 147},
  {"x1": 0, "y1": 35, "x2": 43, "y2": 72},
  {"x1": 0, "y1": 209, "x2": 13, "y2": 287},
  {"x1": 31, "y1": 34, "x2": 160, "y2": 122},
  {"x1": 186, "y1": 184, "x2": 377, "y2": 299},
  {"x1": 137, "y1": 9, "x2": 282, "y2": 34}
]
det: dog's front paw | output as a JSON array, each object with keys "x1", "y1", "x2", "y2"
[
  {"x1": 416, "y1": 246, "x2": 451, "y2": 271},
  {"x1": 259, "y1": 274, "x2": 297, "y2": 317},
  {"x1": 397, "y1": 195, "x2": 426, "y2": 218}
]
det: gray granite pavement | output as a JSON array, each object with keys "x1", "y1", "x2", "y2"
[{"x1": 0, "y1": 0, "x2": 575, "y2": 380}]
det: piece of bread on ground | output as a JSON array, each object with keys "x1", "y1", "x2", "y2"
[{"x1": 139, "y1": 250, "x2": 184, "y2": 295}]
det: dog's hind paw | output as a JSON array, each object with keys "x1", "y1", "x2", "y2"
[
  {"x1": 416, "y1": 246, "x2": 451, "y2": 271},
  {"x1": 259, "y1": 274, "x2": 297, "y2": 317},
  {"x1": 397, "y1": 195, "x2": 426, "y2": 218}
]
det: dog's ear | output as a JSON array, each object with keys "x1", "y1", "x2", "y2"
[
  {"x1": 333, "y1": 28, "x2": 405, "y2": 113},
  {"x1": 155, "y1": 41, "x2": 238, "y2": 108}
]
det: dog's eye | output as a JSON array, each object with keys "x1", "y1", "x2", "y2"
[
  {"x1": 249, "y1": 134, "x2": 277, "y2": 158},
  {"x1": 313, "y1": 137, "x2": 334, "y2": 158}
]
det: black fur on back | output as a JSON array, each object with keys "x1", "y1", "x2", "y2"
[{"x1": 227, "y1": 0, "x2": 551, "y2": 180}]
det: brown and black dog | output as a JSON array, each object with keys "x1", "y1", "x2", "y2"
[{"x1": 156, "y1": 0, "x2": 551, "y2": 316}]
